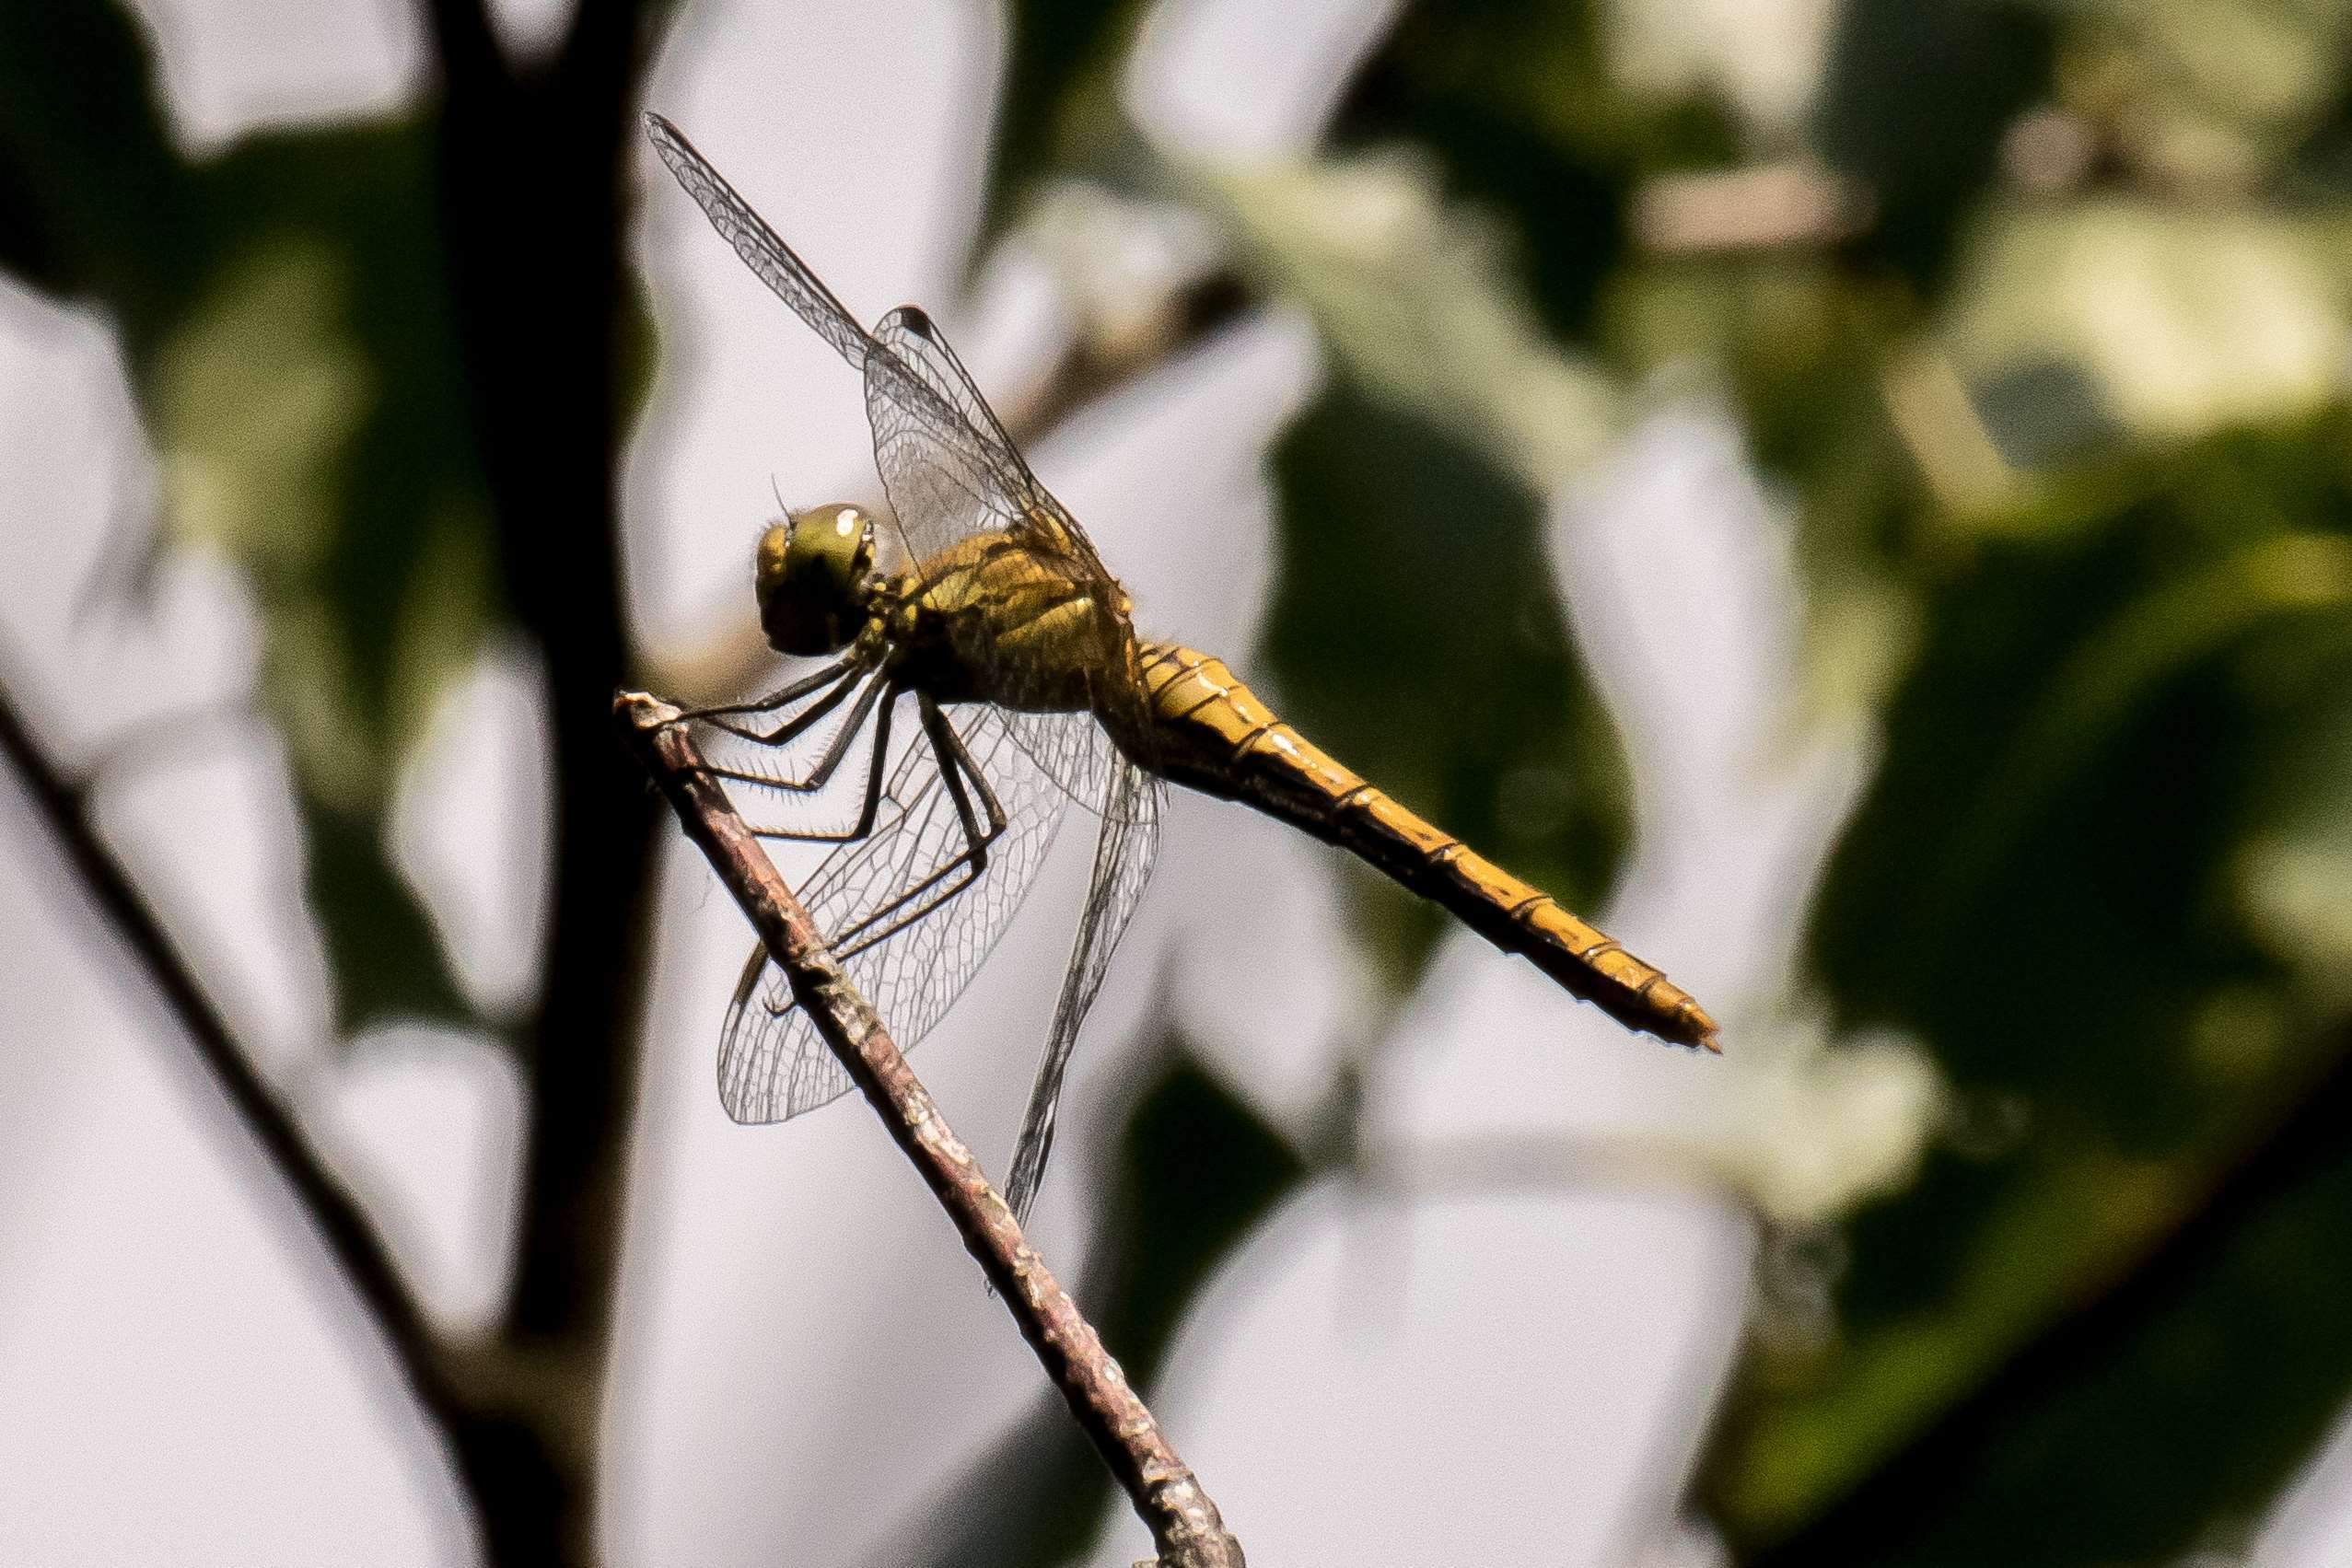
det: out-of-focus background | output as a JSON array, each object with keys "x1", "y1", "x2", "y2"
[{"x1": 6, "y1": 0, "x2": 2352, "y2": 1564}]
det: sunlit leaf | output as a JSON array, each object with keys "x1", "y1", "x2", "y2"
[
  {"x1": 1940, "y1": 203, "x2": 2352, "y2": 454},
  {"x1": 2058, "y1": 0, "x2": 2352, "y2": 189},
  {"x1": 1193, "y1": 152, "x2": 1622, "y2": 487}
]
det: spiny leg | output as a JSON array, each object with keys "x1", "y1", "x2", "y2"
[
  {"x1": 691, "y1": 669, "x2": 892, "y2": 798},
  {"x1": 696, "y1": 670, "x2": 858, "y2": 748},
  {"x1": 755, "y1": 705, "x2": 1012, "y2": 1023},
  {"x1": 923, "y1": 693, "x2": 1007, "y2": 870},
  {"x1": 821, "y1": 701, "x2": 1010, "y2": 960},
  {"x1": 741, "y1": 684, "x2": 898, "y2": 845},
  {"x1": 675, "y1": 651, "x2": 859, "y2": 727}
]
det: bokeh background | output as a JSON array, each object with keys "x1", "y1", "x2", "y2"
[{"x1": 6, "y1": 0, "x2": 2352, "y2": 1564}]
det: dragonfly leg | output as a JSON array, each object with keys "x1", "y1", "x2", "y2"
[
  {"x1": 922, "y1": 693, "x2": 1008, "y2": 874},
  {"x1": 685, "y1": 655, "x2": 867, "y2": 746},
  {"x1": 825, "y1": 701, "x2": 1011, "y2": 959},
  {"x1": 690, "y1": 671, "x2": 892, "y2": 797},
  {"x1": 741, "y1": 685, "x2": 899, "y2": 845}
]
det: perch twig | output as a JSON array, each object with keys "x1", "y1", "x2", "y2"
[{"x1": 614, "y1": 689, "x2": 1244, "y2": 1568}]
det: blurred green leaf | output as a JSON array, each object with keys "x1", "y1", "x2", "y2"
[
  {"x1": 1940, "y1": 202, "x2": 2352, "y2": 453},
  {"x1": 1334, "y1": 0, "x2": 1646, "y2": 343},
  {"x1": 1741, "y1": 1026, "x2": 2352, "y2": 1568},
  {"x1": 1711, "y1": 418, "x2": 2352, "y2": 1556},
  {"x1": 2236, "y1": 665, "x2": 2352, "y2": 1008},
  {"x1": 1193, "y1": 151, "x2": 1622, "y2": 486},
  {"x1": 154, "y1": 122, "x2": 491, "y2": 1029},
  {"x1": 1, "y1": 6, "x2": 488, "y2": 1033},
  {"x1": 0, "y1": 2, "x2": 195, "y2": 332},
  {"x1": 979, "y1": 0, "x2": 1151, "y2": 246},
  {"x1": 1814, "y1": 0, "x2": 2051, "y2": 287},
  {"x1": 2059, "y1": 0, "x2": 2352, "y2": 191}
]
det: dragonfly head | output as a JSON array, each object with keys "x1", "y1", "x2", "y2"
[{"x1": 757, "y1": 505, "x2": 877, "y2": 656}]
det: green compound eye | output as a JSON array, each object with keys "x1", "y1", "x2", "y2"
[{"x1": 756, "y1": 505, "x2": 874, "y2": 656}]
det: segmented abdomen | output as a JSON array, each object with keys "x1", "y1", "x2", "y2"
[{"x1": 1130, "y1": 643, "x2": 1717, "y2": 1051}]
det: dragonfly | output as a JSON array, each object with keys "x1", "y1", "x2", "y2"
[{"x1": 646, "y1": 114, "x2": 1719, "y2": 1221}]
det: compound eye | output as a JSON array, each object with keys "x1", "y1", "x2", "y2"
[{"x1": 828, "y1": 505, "x2": 878, "y2": 574}]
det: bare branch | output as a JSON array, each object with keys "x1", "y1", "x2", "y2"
[{"x1": 614, "y1": 690, "x2": 1246, "y2": 1568}]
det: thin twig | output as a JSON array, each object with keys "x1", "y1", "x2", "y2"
[
  {"x1": 614, "y1": 689, "x2": 1246, "y2": 1568},
  {"x1": 0, "y1": 669, "x2": 484, "y2": 1504}
]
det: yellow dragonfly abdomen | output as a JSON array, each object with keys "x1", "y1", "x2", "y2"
[{"x1": 1128, "y1": 643, "x2": 1719, "y2": 1051}]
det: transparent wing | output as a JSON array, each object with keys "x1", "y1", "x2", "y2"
[
  {"x1": 647, "y1": 114, "x2": 1023, "y2": 564},
  {"x1": 646, "y1": 113, "x2": 874, "y2": 370},
  {"x1": 859, "y1": 305, "x2": 1149, "y2": 805},
  {"x1": 648, "y1": 115, "x2": 1112, "y2": 573},
  {"x1": 1005, "y1": 708, "x2": 1150, "y2": 825},
  {"x1": 687, "y1": 662, "x2": 893, "y2": 842},
  {"x1": 865, "y1": 307, "x2": 1110, "y2": 577},
  {"x1": 716, "y1": 700, "x2": 1073, "y2": 1124},
  {"x1": 1004, "y1": 759, "x2": 1165, "y2": 1223}
]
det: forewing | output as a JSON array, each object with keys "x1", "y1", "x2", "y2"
[
  {"x1": 646, "y1": 114, "x2": 874, "y2": 370},
  {"x1": 647, "y1": 117, "x2": 997, "y2": 563},
  {"x1": 1003, "y1": 760, "x2": 1165, "y2": 1222},
  {"x1": 867, "y1": 306, "x2": 1111, "y2": 576},
  {"x1": 716, "y1": 701, "x2": 1072, "y2": 1124},
  {"x1": 646, "y1": 116, "x2": 1094, "y2": 566}
]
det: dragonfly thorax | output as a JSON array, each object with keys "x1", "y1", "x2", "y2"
[{"x1": 757, "y1": 505, "x2": 878, "y2": 656}]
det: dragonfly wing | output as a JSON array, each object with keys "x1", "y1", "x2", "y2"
[
  {"x1": 1003, "y1": 759, "x2": 1165, "y2": 1223},
  {"x1": 1003, "y1": 708, "x2": 1153, "y2": 826},
  {"x1": 716, "y1": 700, "x2": 1072, "y2": 1124},
  {"x1": 686, "y1": 666, "x2": 895, "y2": 842},
  {"x1": 646, "y1": 112, "x2": 1052, "y2": 558},
  {"x1": 866, "y1": 306, "x2": 1112, "y2": 575},
  {"x1": 646, "y1": 114, "x2": 875, "y2": 371},
  {"x1": 647, "y1": 117, "x2": 993, "y2": 563},
  {"x1": 861, "y1": 309, "x2": 1030, "y2": 563}
]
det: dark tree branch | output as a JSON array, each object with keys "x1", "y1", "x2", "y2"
[
  {"x1": 416, "y1": 6, "x2": 676, "y2": 1562},
  {"x1": 419, "y1": 0, "x2": 506, "y2": 94},
  {"x1": 615, "y1": 691, "x2": 1247, "y2": 1568},
  {"x1": 0, "y1": 669, "x2": 494, "y2": 1523}
]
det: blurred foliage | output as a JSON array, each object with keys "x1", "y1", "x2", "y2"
[
  {"x1": 17, "y1": 0, "x2": 2352, "y2": 1562},
  {"x1": 1030, "y1": 0, "x2": 2352, "y2": 1561},
  {"x1": 1735, "y1": 425, "x2": 2352, "y2": 1559},
  {"x1": 977, "y1": 0, "x2": 1151, "y2": 244},
  {"x1": 0, "y1": 4, "x2": 482, "y2": 1029}
]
